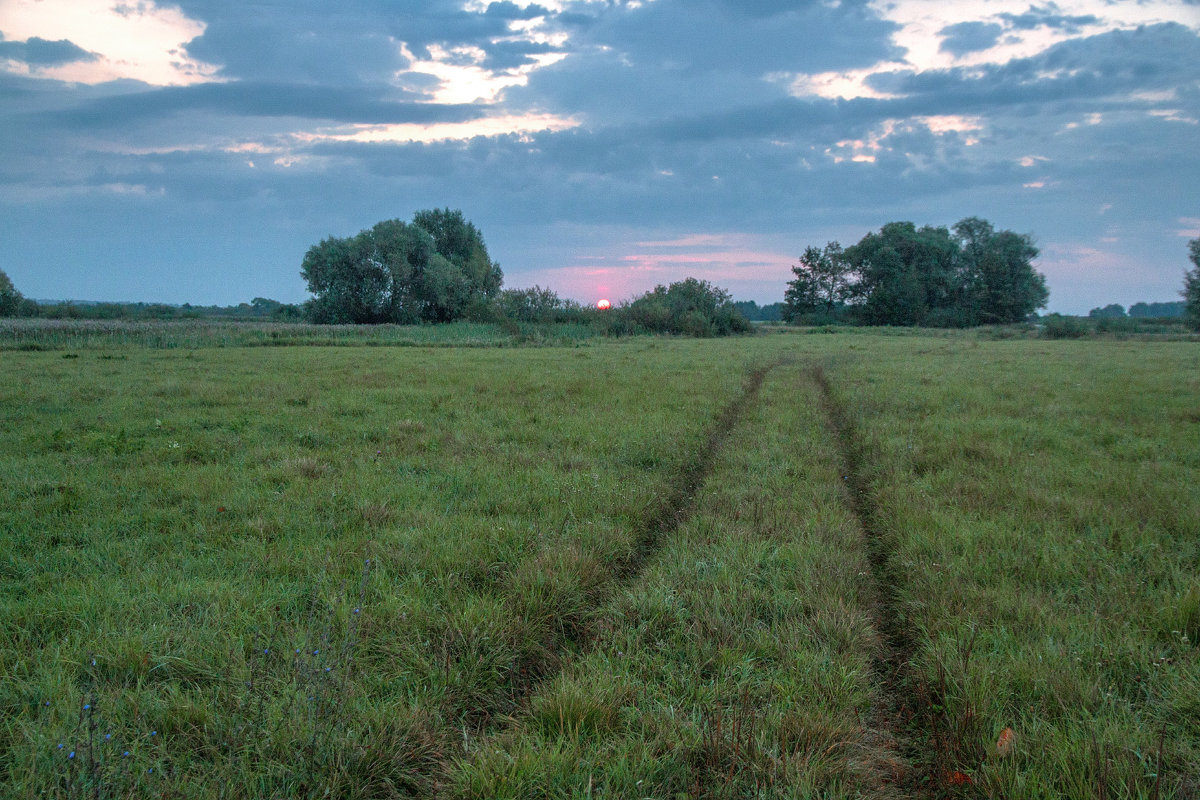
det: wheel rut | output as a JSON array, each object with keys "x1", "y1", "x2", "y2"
[
  {"x1": 812, "y1": 363, "x2": 922, "y2": 798},
  {"x1": 422, "y1": 359, "x2": 786, "y2": 792}
]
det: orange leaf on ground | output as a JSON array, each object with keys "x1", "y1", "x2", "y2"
[
  {"x1": 996, "y1": 726, "x2": 1016, "y2": 757},
  {"x1": 947, "y1": 770, "x2": 973, "y2": 786}
]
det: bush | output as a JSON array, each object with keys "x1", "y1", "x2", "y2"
[
  {"x1": 623, "y1": 278, "x2": 750, "y2": 337},
  {"x1": 1040, "y1": 313, "x2": 1088, "y2": 339}
]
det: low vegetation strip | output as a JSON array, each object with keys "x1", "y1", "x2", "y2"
[
  {"x1": 0, "y1": 318, "x2": 599, "y2": 350},
  {"x1": 447, "y1": 363, "x2": 899, "y2": 798},
  {"x1": 834, "y1": 339, "x2": 1200, "y2": 797}
]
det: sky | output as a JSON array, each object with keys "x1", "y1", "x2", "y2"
[{"x1": 1, "y1": 0, "x2": 1198, "y2": 313}]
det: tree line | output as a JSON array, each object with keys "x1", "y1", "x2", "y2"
[
  {"x1": 300, "y1": 210, "x2": 749, "y2": 335},
  {"x1": 4, "y1": 211, "x2": 1198, "y2": 334},
  {"x1": 784, "y1": 217, "x2": 1051, "y2": 326}
]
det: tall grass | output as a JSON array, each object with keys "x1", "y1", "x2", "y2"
[
  {"x1": 827, "y1": 338, "x2": 1200, "y2": 796},
  {"x1": 2, "y1": 332, "x2": 1197, "y2": 797},
  {"x1": 0, "y1": 339, "x2": 776, "y2": 796},
  {"x1": 0, "y1": 318, "x2": 600, "y2": 351},
  {"x1": 448, "y1": 361, "x2": 898, "y2": 797}
]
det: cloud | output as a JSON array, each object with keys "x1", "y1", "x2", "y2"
[
  {"x1": 1, "y1": 0, "x2": 1198, "y2": 312},
  {"x1": 0, "y1": 0, "x2": 216, "y2": 85},
  {"x1": 997, "y1": 6, "x2": 1100, "y2": 33},
  {"x1": 938, "y1": 22, "x2": 1004, "y2": 55},
  {"x1": 507, "y1": 0, "x2": 901, "y2": 122},
  {"x1": 0, "y1": 36, "x2": 99, "y2": 66},
  {"x1": 35, "y1": 81, "x2": 486, "y2": 128},
  {"x1": 866, "y1": 23, "x2": 1200, "y2": 109}
]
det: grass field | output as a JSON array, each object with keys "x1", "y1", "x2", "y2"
[{"x1": 1, "y1": 330, "x2": 1197, "y2": 798}]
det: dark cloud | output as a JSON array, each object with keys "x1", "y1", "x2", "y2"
[
  {"x1": 0, "y1": 36, "x2": 98, "y2": 66},
  {"x1": 183, "y1": 20, "x2": 409, "y2": 85},
  {"x1": 177, "y1": 0, "x2": 519, "y2": 75},
  {"x1": 999, "y1": 5, "x2": 1100, "y2": 32},
  {"x1": 939, "y1": 21, "x2": 1004, "y2": 55},
  {"x1": 508, "y1": 0, "x2": 899, "y2": 123},
  {"x1": 869, "y1": 23, "x2": 1200, "y2": 109},
  {"x1": 479, "y1": 39, "x2": 561, "y2": 71},
  {"x1": 484, "y1": 2, "x2": 552, "y2": 21},
  {"x1": 32, "y1": 82, "x2": 485, "y2": 127}
]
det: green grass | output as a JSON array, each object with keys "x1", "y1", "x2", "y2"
[
  {"x1": 0, "y1": 318, "x2": 601, "y2": 351},
  {"x1": 1, "y1": 331, "x2": 1197, "y2": 798},
  {"x1": 828, "y1": 338, "x2": 1200, "y2": 797},
  {"x1": 446, "y1": 361, "x2": 893, "y2": 798}
]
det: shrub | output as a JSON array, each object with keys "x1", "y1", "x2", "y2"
[
  {"x1": 1040, "y1": 313, "x2": 1088, "y2": 339},
  {"x1": 623, "y1": 278, "x2": 750, "y2": 337}
]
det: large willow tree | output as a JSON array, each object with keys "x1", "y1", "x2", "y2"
[{"x1": 300, "y1": 209, "x2": 503, "y2": 324}]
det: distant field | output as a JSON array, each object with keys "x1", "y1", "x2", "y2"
[
  {"x1": 0, "y1": 318, "x2": 600, "y2": 350},
  {"x1": 1, "y1": 331, "x2": 1196, "y2": 798}
]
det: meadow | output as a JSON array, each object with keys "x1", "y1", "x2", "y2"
[{"x1": 0, "y1": 328, "x2": 1196, "y2": 798}]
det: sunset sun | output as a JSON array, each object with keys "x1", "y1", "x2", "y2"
[{"x1": 596, "y1": 299, "x2": 611, "y2": 310}]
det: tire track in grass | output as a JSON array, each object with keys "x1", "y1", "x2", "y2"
[
  {"x1": 479, "y1": 359, "x2": 784, "y2": 726},
  {"x1": 614, "y1": 357, "x2": 784, "y2": 581},
  {"x1": 411, "y1": 359, "x2": 786, "y2": 795},
  {"x1": 812, "y1": 363, "x2": 921, "y2": 797}
]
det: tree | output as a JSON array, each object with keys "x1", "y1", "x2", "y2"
[
  {"x1": 301, "y1": 210, "x2": 502, "y2": 324},
  {"x1": 1184, "y1": 237, "x2": 1200, "y2": 332},
  {"x1": 0, "y1": 268, "x2": 24, "y2": 317},
  {"x1": 411, "y1": 208, "x2": 503, "y2": 300},
  {"x1": 844, "y1": 222, "x2": 958, "y2": 326},
  {"x1": 626, "y1": 278, "x2": 749, "y2": 336},
  {"x1": 795, "y1": 217, "x2": 1049, "y2": 327},
  {"x1": 963, "y1": 226, "x2": 1047, "y2": 324},
  {"x1": 732, "y1": 300, "x2": 784, "y2": 322},
  {"x1": 1129, "y1": 301, "x2": 1184, "y2": 318},
  {"x1": 783, "y1": 241, "x2": 854, "y2": 320},
  {"x1": 1088, "y1": 304, "x2": 1126, "y2": 319}
]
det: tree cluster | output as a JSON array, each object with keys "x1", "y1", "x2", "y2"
[
  {"x1": 731, "y1": 300, "x2": 785, "y2": 322},
  {"x1": 301, "y1": 209, "x2": 503, "y2": 324},
  {"x1": 784, "y1": 218, "x2": 1049, "y2": 327},
  {"x1": 1185, "y1": 238, "x2": 1200, "y2": 332},
  {"x1": 0, "y1": 269, "x2": 31, "y2": 317},
  {"x1": 1090, "y1": 301, "x2": 1186, "y2": 319},
  {"x1": 620, "y1": 278, "x2": 751, "y2": 336}
]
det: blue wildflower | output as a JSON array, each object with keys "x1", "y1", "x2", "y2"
[
  {"x1": 57, "y1": 744, "x2": 64, "y2": 750},
  {"x1": 123, "y1": 751, "x2": 130, "y2": 757},
  {"x1": 68, "y1": 752, "x2": 75, "y2": 759}
]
